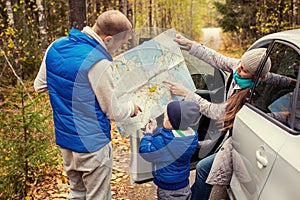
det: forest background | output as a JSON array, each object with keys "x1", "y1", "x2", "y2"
[{"x1": 1, "y1": 0, "x2": 300, "y2": 199}]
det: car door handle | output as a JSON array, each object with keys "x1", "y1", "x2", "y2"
[{"x1": 256, "y1": 149, "x2": 268, "y2": 169}]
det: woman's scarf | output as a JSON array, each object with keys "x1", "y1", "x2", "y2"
[{"x1": 233, "y1": 71, "x2": 254, "y2": 89}]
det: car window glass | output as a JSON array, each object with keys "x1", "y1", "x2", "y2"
[
  {"x1": 251, "y1": 43, "x2": 300, "y2": 131},
  {"x1": 183, "y1": 51, "x2": 226, "y2": 104},
  {"x1": 183, "y1": 51, "x2": 215, "y2": 90}
]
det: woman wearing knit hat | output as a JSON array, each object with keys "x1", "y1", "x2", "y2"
[
  {"x1": 173, "y1": 34, "x2": 294, "y2": 99},
  {"x1": 139, "y1": 101, "x2": 201, "y2": 200},
  {"x1": 163, "y1": 38, "x2": 293, "y2": 200}
]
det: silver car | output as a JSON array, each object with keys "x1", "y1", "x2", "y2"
[
  {"x1": 229, "y1": 28, "x2": 300, "y2": 200},
  {"x1": 129, "y1": 28, "x2": 300, "y2": 200}
]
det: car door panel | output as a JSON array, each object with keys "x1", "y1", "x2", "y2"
[
  {"x1": 259, "y1": 136, "x2": 300, "y2": 199},
  {"x1": 230, "y1": 105, "x2": 288, "y2": 199}
]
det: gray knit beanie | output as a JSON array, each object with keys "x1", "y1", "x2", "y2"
[
  {"x1": 241, "y1": 48, "x2": 271, "y2": 77},
  {"x1": 167, "y1": 101, "x2": 201, "y2": 130}
]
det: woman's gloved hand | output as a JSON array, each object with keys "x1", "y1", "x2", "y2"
[
  {"x1": 163, "y1": 80, "x2": 190, "y2": 97},
  {"x1": 173, "y1": 34, "x2": 193, "y2": 51}
]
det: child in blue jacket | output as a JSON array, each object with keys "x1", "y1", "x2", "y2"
[{"x1": 139, "y1": 101, "x2": 200, "y2": 200}]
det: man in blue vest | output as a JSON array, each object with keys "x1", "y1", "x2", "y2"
[{"x1": 34, "y1": 10, "x2": 142, "y2": 200}]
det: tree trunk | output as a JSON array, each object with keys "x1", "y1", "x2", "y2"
[
  {"x1": 6, "y1": 0, "x2": 14, "y2": 28},
  {"x1": 133, "y1": 0, "x2": 136, "y2": 28},
  {"x1": 119, "y1": 0, "x2": 127, "y2": 16},
  {"x1": 296, "y1": 0, "x2": 300, "y2": 25},
  {"x1": 127, "y1": 0, "x2": 133, "y2": 25},
  {"x1": 149, "y1": 0, "x2": 152, "y2": 27},
  {"x1": 68, "y1": 0, "x2": 87, "y2": 30},
  {"x1": 36, "y1": 0, "x2": 48, "y2": 53},
  {"x1": 5, "y1": 0, "x2": 20, "y2": 78},
  {"x1": 190, "y1": 0, "x2": 193, "y2": 38}
]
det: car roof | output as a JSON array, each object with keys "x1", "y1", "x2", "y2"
[{"x1": 250, "y1": 28, "x2": 300, "y2": 49}]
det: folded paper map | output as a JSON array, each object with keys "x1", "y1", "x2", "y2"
[{"x1": 111, "y1": 29, "x2": 196, "y2": 136}]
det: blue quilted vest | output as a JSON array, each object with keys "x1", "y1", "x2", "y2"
[{"x1": 46, "y1": 28, "x2": 113, "y2": 153}]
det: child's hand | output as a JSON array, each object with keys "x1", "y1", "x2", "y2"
[{"x1": 145, "y1": 118, "x2": 157, "y2": 133}]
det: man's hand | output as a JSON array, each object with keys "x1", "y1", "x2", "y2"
[
  {"x1": 173, "y1": 34, "x2": 193, "y2": 51},
  {"x1": 145, "y1": 118, "x2": 157, "y2": 133},
  {"x1": 163, "y1": 80, "x2": 190, "y2": 97},
  {"x1": 131, "y1": 104, "x2": 142, "y2": 117}
]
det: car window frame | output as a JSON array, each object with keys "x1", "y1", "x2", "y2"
[
  {"x1": 248, "y1": 39, "x2": 300, "y2": 135},
  {"x1": 289, "y1": 57, "x2": 300, "y2": 131}
]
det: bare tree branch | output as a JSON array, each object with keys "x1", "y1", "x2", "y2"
[{"x1": 0, "y1": 48, "x2": 33, "y2": 101}]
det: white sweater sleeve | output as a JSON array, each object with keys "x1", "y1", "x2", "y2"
[
  {"x1": 34, "y1": 52, "x2": 48, "y2": 93},
  {"x1": 185, "y1": 91, "x2": 226, "y2": 120},
  {"x1": 88, "y1": 59, "x2": 134, "y2": 122},
  {"x1": 189, "y1": 42, "x2": 240, "y2": 73},
  {"x1": 34, "y1": 44, "x2": 53, "y2": 93}
]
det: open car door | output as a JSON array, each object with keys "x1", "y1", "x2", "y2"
[
  {"x1": 229, "y1": 34, "x2": 300, "y2": 200},
  {"x1": 129, "y1": 50, "x2": 227, "y2": 183}
]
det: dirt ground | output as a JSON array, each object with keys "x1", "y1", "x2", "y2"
[
  {"x1": 28, "y1": 130, "x2": 158, "y2": 200},
  {"x1": 33, "y1": 158, "x2": 195, "y2": 200},
  {"x1": 110, "y1": 135, "x2": 158, "y2": 200},
  {"x1": 28, "y1": 125, "x2": 197, "y2": 200},
  {"x1": 111, "y1": 172, "x2": 157, "y2": 200},
  {"x1": 27, "y1": 163, "x2": 158, "y2": 200}
]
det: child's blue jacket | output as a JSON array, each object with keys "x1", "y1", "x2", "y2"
[{"x1": 139, "y1": 127, "x2": 198, "y2": 190}]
